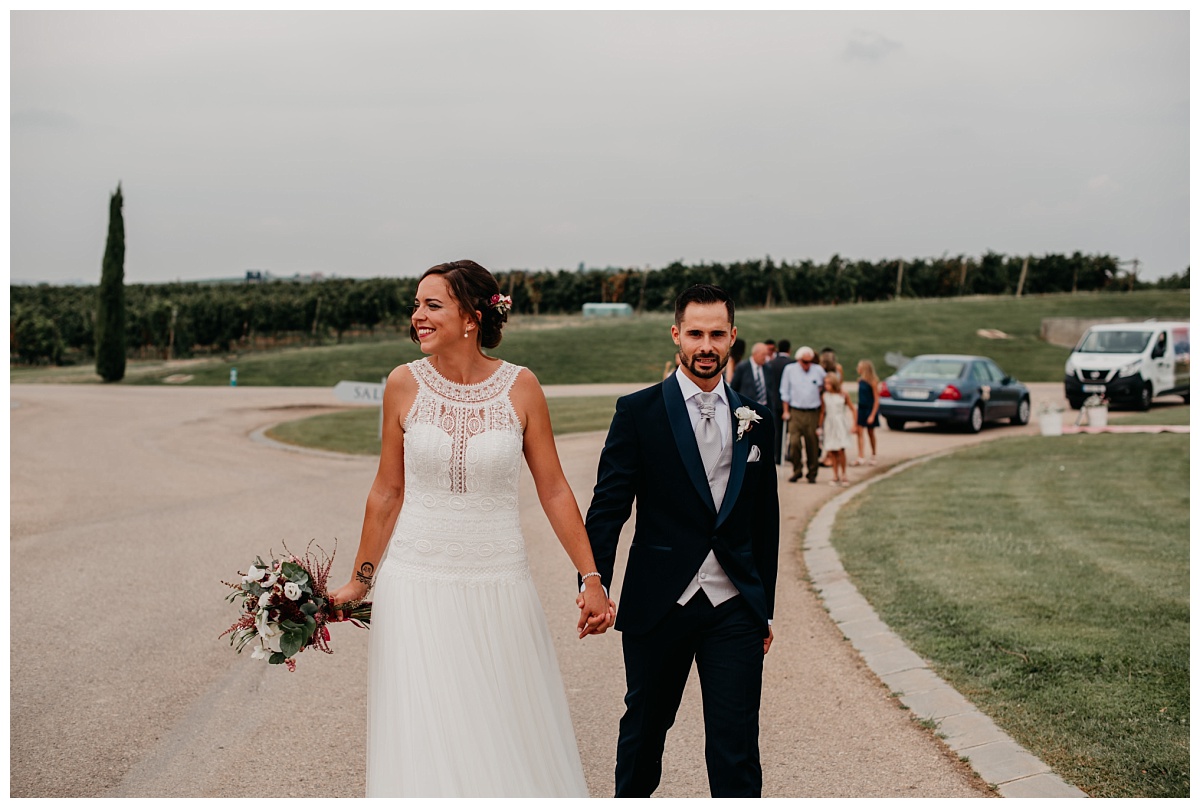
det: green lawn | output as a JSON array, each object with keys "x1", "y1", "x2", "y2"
[
  {"x1": 265, "y1": 395, "x2": 620, "y2": 454},
  {"x1": 1108, "y1": 404, "x2": 1191, "y2": 426},
  {"x1": 830, "y1": 434, "x2": 1189, "y2": 797},
  {"x1": 266, "y1": 408, "x2": 385, "y2": 455},
  {"x1": 18, "y1": 289, "x2": 1186, "y2": 387}
]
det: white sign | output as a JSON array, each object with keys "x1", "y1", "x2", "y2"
[{"x1": 333, "y1": 380, "x2": 385, "y2": 404}]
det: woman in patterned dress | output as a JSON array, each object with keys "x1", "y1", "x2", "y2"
[{"x1": 328, "y1": 260, "x2": 614, "y2": 797}]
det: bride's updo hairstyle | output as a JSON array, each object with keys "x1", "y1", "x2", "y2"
[{"x1": 410, "y1": 259, "x2": 509, "y2": 349}]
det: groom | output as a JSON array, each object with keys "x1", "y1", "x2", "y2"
[{"x1": 583, "y1": 283, "x2": 779, "y2": 797}]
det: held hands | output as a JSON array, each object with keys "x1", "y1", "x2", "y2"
[
  {"x1": 575, "y1": 582, "x2": 616, "y2": 639},
  {"x1": 764, "y1": 626, "x2": 774, "y2": 655}
]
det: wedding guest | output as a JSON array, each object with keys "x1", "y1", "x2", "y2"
[
  {"x1": 819, "y1": 373, "x2": 856, "y2": 487},
  {"x1": 765, "y1": 340, "x2": 794, "y2": 465},
  {"x1": 779, "y1": 346, "x2": 826, "y2": 483},
  {"x1": 853, "y1": 359, "x2": 881, "y2": 466},
  {"x1": 817, "y1": 347, "x2": 844, "y2": 467},
  {"x1": 818, "y1": 347, "x2": 843, "y2": 381},
  {"x1": 724, "y1": 337, "x2": 747, "y2": 384},
  {"x1": 730, "y1": 342, "x2": 776, "y2": 410}
]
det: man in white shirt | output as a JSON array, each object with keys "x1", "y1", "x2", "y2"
[{"x1": 778, "y1": 346, "x2": 826, "y2": 483}]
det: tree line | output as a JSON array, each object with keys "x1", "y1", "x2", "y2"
[{"x1": 10, "y1": 252, "x2": 1188, "y2": 367}]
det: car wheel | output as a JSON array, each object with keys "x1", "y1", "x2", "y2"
[
  {"x1": 886, "y1": 417, "x2": 906, "y2": 431},
  {"x1": 966, "y1": 403, "x2": 984, "y2": 433},
  {"x1": 1011, "y1": 397, "x2": 1031, "y2": 426},
  {"x1": 1182, "y1": 392, "x2": 1190, "y2": 405},
  {"x1": 1138, "y1": 384, "x2": 1152, "y2": 411}
]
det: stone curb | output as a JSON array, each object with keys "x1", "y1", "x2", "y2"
[{"x1": 803, "y1": 451, "x2": 1090, "y2": 799}]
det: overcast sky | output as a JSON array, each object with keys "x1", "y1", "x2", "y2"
[{"x1": 10, "y1": 10, "x2": 1190, "y2": 285}]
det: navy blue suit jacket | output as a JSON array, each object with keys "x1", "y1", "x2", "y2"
[{"x1": 585, "y1": 374, "x2": 780, "y2": 636}]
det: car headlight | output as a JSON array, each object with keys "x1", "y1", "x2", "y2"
[
  {"x1": 1117, "y1": 360, "x2": 1142, "y2": 378},
  {"x1": 1065, "y1": 359, "x2": 1076, "y2": 376}
]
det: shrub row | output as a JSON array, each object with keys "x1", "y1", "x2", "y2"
[{"x1": 10, "y1": 252, "x2": 1187, "y2": 366}]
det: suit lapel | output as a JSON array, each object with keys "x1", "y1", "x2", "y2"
[
  {"x1": 663, "y1": 373, "x2": 717, "y2": 512},
  {"x1": 717, "y1": 385, "x2": 750, "y2": 527}
]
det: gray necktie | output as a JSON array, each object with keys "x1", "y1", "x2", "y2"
[
  {"x1": 753, "y1": 365, "x2": 767, "y2": 405},
  {"x1": 696, "y1": 391, "x2": 721, "y2": 478}
]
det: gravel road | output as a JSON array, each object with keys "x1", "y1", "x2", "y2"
[{"x1": 10, "y1": 381, "x2": 1064, "y2": 797}]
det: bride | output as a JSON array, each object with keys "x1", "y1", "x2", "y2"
[{"x1": 328, "y1": 260, "x2": 614, "y2": 797}]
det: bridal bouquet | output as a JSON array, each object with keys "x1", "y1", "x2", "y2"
[{"x1": 221, "y1": 541, "x2": 371, "y2": 671}]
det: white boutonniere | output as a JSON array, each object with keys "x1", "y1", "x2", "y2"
[{"x1": 734, "y1": 406, "x2": 762, "y2": 440}]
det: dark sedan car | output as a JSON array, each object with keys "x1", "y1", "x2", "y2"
[{"x1": 879, "y1": 354, "x2": 1031, "y2": 433}]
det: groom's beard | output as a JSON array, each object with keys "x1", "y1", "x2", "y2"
[{"x1": 680, "y1": 349, "x2": 729, "y2": 380}]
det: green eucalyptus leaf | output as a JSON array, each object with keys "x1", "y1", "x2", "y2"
[
  {"x1": 268, "y1": 652, "x2": 287, "y2": 665},
  {"x1": 281, "y1": 562, "x2": 308, "y2": 585},
  {"x1": 280, "y1": 631, "x2": 304, "y2": 657}
]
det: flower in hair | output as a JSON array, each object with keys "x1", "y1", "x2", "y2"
[{"x1": 489, "y1": 293, "x2": 513, "y2": 314}]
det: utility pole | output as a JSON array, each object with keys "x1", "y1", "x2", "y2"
[
  {"x1": 894, "y1": 259, "x2": 904, "y2": 299},
  {"x1": 959, "y1": 258, "x2": 968, "y2": 295},
  {"x1": 1015, "y1": 256, "x2": 1030, "y2": 297},
  {"x1": 167, "y1": 305, "x2": 178, "y2": 360}
]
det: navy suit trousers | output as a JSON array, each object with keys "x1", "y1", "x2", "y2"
[{"x1": 615, "y1": 592, "x2": 764, "y2": 797}]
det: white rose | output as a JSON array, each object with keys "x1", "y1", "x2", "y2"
[
  {"x1": 283, "y1": 582, "x2": 302, "y2": 601},
  {"x1": 243, "y1": 566, "x2": 264, "y2": 584},
  {"x1": 257, "y1": 593, "x2": 273, "y2": 612},
  {"x1": 261, "y1": 573, "x2": 279, "y2": 589}
]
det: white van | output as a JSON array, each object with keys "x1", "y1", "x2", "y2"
[{"x1": 1064, "y1": 321, "x2": 1189, "y2": 410}]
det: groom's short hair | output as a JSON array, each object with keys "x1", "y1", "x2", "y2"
[{"x1": 674, "y1": 284, "x2": 735, "y2": 327}]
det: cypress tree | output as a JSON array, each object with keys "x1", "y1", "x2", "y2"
[{"x1": 95, "y1": 184, "x2": 126, "y2": 382}]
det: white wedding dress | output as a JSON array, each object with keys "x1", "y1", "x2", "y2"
[{"x1": 366, "y1": 358, "x2": 589, "y2": 797}]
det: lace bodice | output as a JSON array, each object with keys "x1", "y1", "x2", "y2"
[{"x1": 383, "y1": 358, "x2": 528, "y2": 584}]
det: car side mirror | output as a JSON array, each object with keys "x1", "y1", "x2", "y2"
[{"x1": 1002, "y1": 376, "x2": 1012, "y2": 385}]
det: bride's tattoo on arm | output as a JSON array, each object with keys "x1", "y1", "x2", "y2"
[{"x1": 355, "y1": 561, "x2": 375, "y2": 586}]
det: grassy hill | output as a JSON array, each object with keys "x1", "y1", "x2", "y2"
[{"x1": 12, "y1": 290, "x2": 1189, "y2": 387}]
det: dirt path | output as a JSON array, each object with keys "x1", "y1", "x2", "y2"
[{"x1": 10, "y1": 382, "x2": 1068, "y2": 797}]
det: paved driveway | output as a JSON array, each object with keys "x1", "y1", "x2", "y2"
[{"x1": 10, "y1": 382, "x2": 1066, "y2": 797}]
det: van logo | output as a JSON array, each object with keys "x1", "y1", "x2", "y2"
[{"x1": 1088, "y1": 371, "x2": 1101, "y2": 379}]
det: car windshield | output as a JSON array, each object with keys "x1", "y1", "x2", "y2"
[
  {"x1": 1077, "y1": 330, "x2": 1152, "y2": 354},
  {"x1": 896, "y1": 359, "x2": 965, "y2": 380}
]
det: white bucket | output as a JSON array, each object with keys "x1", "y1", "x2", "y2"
[
  {"x1": 1086, "y1": 406, "x2": 1108, "y2": 428},
  {"x1": 1039, "y1": 412, "x2": 1063, "y2": 436}
]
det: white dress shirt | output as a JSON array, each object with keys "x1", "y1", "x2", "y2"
[
  {"x1": 779, "y1": 362, "x2": 826, "y2": 409},
  {"x1": 674, "y1": 369, "x2": 739, "y2": 608}
]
